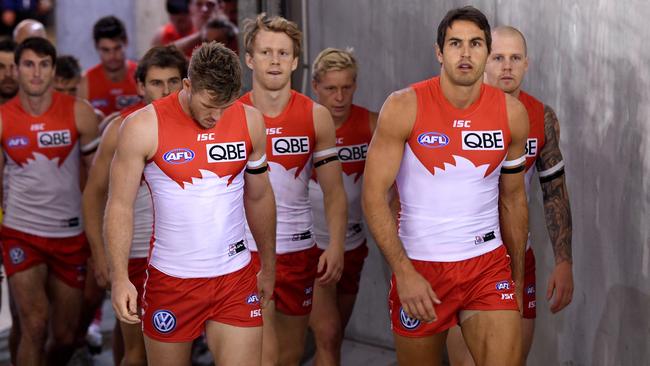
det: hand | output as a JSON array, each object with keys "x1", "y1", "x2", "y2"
[
  {"x1": 316, "y1": 244, "x2": 344, "y2": 286},
  {"x1": 92, "y1": 252, "x2": 110, "y2": 288},
  {"x1": 257, "y1": 267, "x2": 275, "y2": 309},
  {"x1": 395, "y1": 269, "x2": 441, "y2": 323},
  {"x1": 111, "y1": 278, "x2": 140, "y2": 324},
  {"x1": 546, "y1": 260, "x2": 574, "y2": 313}
]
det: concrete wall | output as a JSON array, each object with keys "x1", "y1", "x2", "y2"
[
  {"x1": 306, "y1": 1, "x2": 650, "y2": 365},
  {"x1": 56, "y1": 0, "x2": 167, "y2": 70}
]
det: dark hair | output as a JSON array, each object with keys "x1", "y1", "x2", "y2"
[
  {"x1": 15, "y1": 37, "x2": 56, "y2": 65},
  {"x1": 436, "y1": 6, "x2": 491, "y2": 54},
  {"x1": 188, "y1": 41, "x2": 241, "y2": 104},
  {"x1": 93, "y1": 15, "x2": 128, "y2": 44},
  {"x1": 166, "y1": 0, "x2": 189, "y2": 15},
  {"x1": 55, "y1": 55, "x2": 81, "y2": 80},
  {"x1": 0, "y1": 38, "x2": 17, "y2": 53},
  {"x1": 206, "y1": 17, "x2": 237, "y2": 40},
  {"x1": 135, "y1": 45, "x2": 188, "y2": 83}
]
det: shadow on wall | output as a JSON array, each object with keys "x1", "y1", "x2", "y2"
[{"x1": 593, "y1": 285, "x2": 650, "y2": 366}]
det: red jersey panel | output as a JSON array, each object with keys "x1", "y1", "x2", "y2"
[
  {"x1": 239, "y1": 91, "x2": 316, "y2": 254},
  {"x1": 85, "y1": 60, "x2": 139, "y2": 116},
  {"x1": 119, "y1": 100, "x2": 146, "y2": 120},
  {"x1": 1, "y1": 93, "x2": 83, "y2": 237},
  {"x1": 309, "y1": 105, "x2": 371, "y2": 250},
  {"x1": 144, "y1": 92, "x2": 252, "y2": 278},
  {"x1": 396, "y1": 77, "x2": 511, "y2": 261},
  {"x1": 159, "y1": 23, "x2": 197, "y2": 57}
]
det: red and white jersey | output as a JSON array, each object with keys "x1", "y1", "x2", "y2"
[
  {"x1": 519, "y1": 90, "x2": 546, "y2": 250},
  {"x1": 240, "y1": 91, "x2": 316, "y2": 254},
  {"x1": 144, "y1": 92, "x2": 252, "y2": 278},
  {"x1": 396, "y1": 77, "x2": 511, "y2": 262},
  {"x1": 120, "y1": 102, "x2": 152, "y2": 259},
  {"x1": 85, "y1": 61, "x2": 140, "y2": 116},
  {"x1": 309, "y1": 105, "x2": 371, "y2": 251},
  {"x1": 1, "y1": 93, "x2": 83, "y2": 237}
]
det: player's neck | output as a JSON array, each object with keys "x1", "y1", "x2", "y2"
[
  {"x1": 509, "y1": 88, "x2": 521, "y2": 98},
  {"x1": 250, "y1": 80, "x2": 292, "y2": 118},
  {"x1": 18, "y1": 89, "x2": 53, "y2": 116},
  {"x1": 439, "y1": 74, "x2": 482, "y2": 109},
  {"x1": 103, "y1": 63, "x2": 127, "y2": 83},
  {"x1": 332, "y1": 108, "x2": 351, "y2": 128}
]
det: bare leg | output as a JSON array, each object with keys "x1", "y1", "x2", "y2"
[
  {"x1": 394, "y1": 331, "x2": 448, "y2": 366},
  {"x1": 310, "y1": 283, "x2": 342, "y2": 366},
  {"x1": 47, "y1": 275, "x2": 85, "y2": 366},
  {"x1": 144, "y1": 336, "x2": 192, "y2": 366},
  {"x1": 446, "y1": 325, "x2": 475, "y2": 366},
  {"x1": 120, "y1": 321, "x2": 147, "y2": 366},
  {"x1": 275, "y1": 310, "x2": 310, "y2": 366},
  {"x1": 521, "y1": 318, "x2": 535, "y2": 364},
  {"x1": 460, "y1": 310, "x2": 522, "y2": 366},
  {"x1": 205, "y1": 320, "x2": 263, "y2": 366}
]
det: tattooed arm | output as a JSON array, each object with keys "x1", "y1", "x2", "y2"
[{"x1": 536, "y1": 105, "x2": 573, "y2": 313}]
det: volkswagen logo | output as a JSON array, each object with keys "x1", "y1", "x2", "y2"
[
  {"x1": 9, "y1": 247, "x2": 25, "y2": 265},
  {"x1": 152, "y1": 310, "x2": 177, "y2": 333},
  {"x1": 399, "y1": 307, "x2": 420, "y2": 330}
]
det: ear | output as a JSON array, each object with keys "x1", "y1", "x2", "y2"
[
  {"x1": 182, "y1": 78, "x2": 191, "y2": 91},
  {"x1": 435, "y1": 44, "x2": 443, "y2": 64},
  {"x1": 136, "y1": 80, "x2": 145, "y2": 97},
  {"x1": 311, "y1": 78, "x2": 318, "y2": 95},
  {"x1": 523, "y1": 56, "x2": 529, "y2": 74},
  {"x1": 291, "y1": 56, "x2": 298, "y2": 72},
  {"x1": 245, "y1": 52, "x2": 254, "y2": 70}
]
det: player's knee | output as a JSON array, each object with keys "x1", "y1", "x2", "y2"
[
  {"x1": 122, "y1": 352, "x2": 147, "y2": 366},
  {"x1": 313, "y1": 321, "x2": 343, "y2": 350},
  {"x1": 19, "y1": 313, "x2": 48, "y2": 341}
]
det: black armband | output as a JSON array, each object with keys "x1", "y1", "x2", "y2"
[{"x1": 314, "y1": 155, "x2": 339, "y2": 168}]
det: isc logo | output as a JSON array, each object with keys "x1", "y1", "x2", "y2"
[
  {"x1": 525, "y1": 138, "x2": 538, "y2": 157},
  {"x1": 417, "y1": 132, "x2": 449, "y2": 148},
  {"x1": 6, "y1": 136, "x2": 29, "y2": 148},
  {"x1": 206, "y1": 142, "x2": 246, "y2": 163},
  {"x1": 495, "y1": 280, "x2": 510, "y2": 291},
  {"x1": 266, "y1": 127, "x2": 283, "y2": 135},
  {"x1": 250, "y1": 309, "x2": 262, "y2": 318},
  {"x1": 163, "y1": 148, "x2": 195, "y2": 164},
  {"x1": 272, "y1": 136, "x2": 309, "y2": 155},
  {"x1": 37, "y1": 130, "x2": 71, "y2": 148},
  {"x1": 462, "y1": 130, "x2": 504, "y2": 150},
  {"x1": 338, "y1": 143, "x2": 368, "y2": 162}
]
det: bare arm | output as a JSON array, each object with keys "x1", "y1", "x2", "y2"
[
  {"x1": 75, "y1": 99, "x2": 100, "y2": 167},
  {"x1": 313, "y1": 103, "x2": 347, "y2": 285},
  {"x1": 243, "y1": 105, "x2": 276, "y2": 308},
  {"x1": 499, "y1": 94, "x2": 530, "y2": 311},
  {"x1": 537, "y1": 105, "x2": 573, "y2": 313},
  {"x1": 105, "y1": 107, "x2": 157, "y2": 323},
  {"x1": 81, "y1": 117, "x2": 123, "y2": 288},
  {"x1": 362, "y1": 89, "x2": 439, "y2": 322}
]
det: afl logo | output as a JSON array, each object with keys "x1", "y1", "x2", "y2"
[
  {"x1": 152, "y1": 310, "x2": 176, "y2": 333},
  {"x1": 495, "y1": 280, "x2": 511, "y2": 291},
  {"x1": 399, "y1": 307, "x2": 420, "y2": 330},
  {"x1": 163, "y1": 148, "x2": 195, "y2": 164},
  {"x1": 417, "y1": 132, "x2": 449, "y2": 148},
  {"x1": 9, "y1": 247, "x2": 25, "y2": 265},
  {"x1": 6, "y1": 136, "x2": 29, "y2": 148}
]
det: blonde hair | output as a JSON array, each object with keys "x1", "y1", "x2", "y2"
[
  {"x1": 312, "y1": 47, "x2": 357, "y2": 83},
  {"x1": 243, "y1": 13, "x2": 302, "y2": 57}
]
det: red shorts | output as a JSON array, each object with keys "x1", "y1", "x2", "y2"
[
  {"x1": 142, "y1": 261, "x2": 262, "y2": 342},
  {"x1": 129, "y1": 257, "x2": 148, "y2": 309},
  {"x1": 316, "y1": 242, "x2": 368, "y2": 295},
  {"x1": 389, "y1": 245, "x2": 518, "y2": 337},
  {"x1": 251, "y1": 245, "x2": 319, "y2": 316},
  {"x1": 1, "y1": 226, "x2": 89, "y2": 289},
  {"x1": 523, "y1": 248, "x2": 536, "y2": 319}
]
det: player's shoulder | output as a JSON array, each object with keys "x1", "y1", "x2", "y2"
[
  {"x1": 385, "y1": 86, "x2": 417, "y2": 112},
  {"x1": 83, "y1": 63, "x2": 102, "y2": 78}
]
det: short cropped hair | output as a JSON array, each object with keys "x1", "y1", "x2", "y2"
[
  {"x1": 206, "y1": 17, "x2": 237, "y2": 40},
  {"x1": 437, "y1": 6, "x2": 492, "y2": 54},
  {"x1": 166, "y1": 0, "x2": 190, "y2": 15},
  {"x1": 15, "y1": 36, "x2": 56, "y2": 65},
  {"x1": 135, "y1": 45, "x2": 188, "y2": 83},
  {"x1": 93, "y1": 15, "x2": 128, "y2": 44},
  {"x1": 55, "y1": 55, "x2": 81, "y2": 80},
  {"x1": 242, "y1": 13, "x2": 301, "y2": 57},
  {"x1": 312, "y1": 47, "x2": 357, "y2": 83},
  {"x1": 188, "y1": 41, "x2": 241, "y2": 104},
  {"x1": 0, "y1": 38, "x2": 17, "y2": 53}
]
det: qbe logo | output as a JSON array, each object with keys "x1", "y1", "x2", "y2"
[
  {"x1": 417, "y1": 132, "x2": 450, "y2": 148},
  {"x1": 525, "y1": 138, "x2": 538, "y2": 157},
  {"x1": 495, "y1": 280, "x2": 511, "y2": 291},
  {"x1": 37, "y1": 129, "x2": 71, "y2": 148},
  {"x1": 152, "y1": 310, "x2": 176, "y2": 333},
  {"x1": 461, "y1": 130, "x2": 504, "y2": 150},
  {"x1": 399, "y1": 307, "x2": 420, "y2": 330},
  {"x1": 338, "y1": 143, "x2": 368, "y2": 162},
  {"x1": 6, "y1": 135, "x2": 29, "y2": 148},
  {"x1": 206, "y1": 142, "x2": 246, "y2": 163},
  {"x1": 9, "y1": 247, "x2": 25, "y2": 265},
  {"x1": 272, "y1": 136, "x2": 309, "y2": 155},
  {"x1": 163, "y1": 148, "x2": 195, "y2": 164}
]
